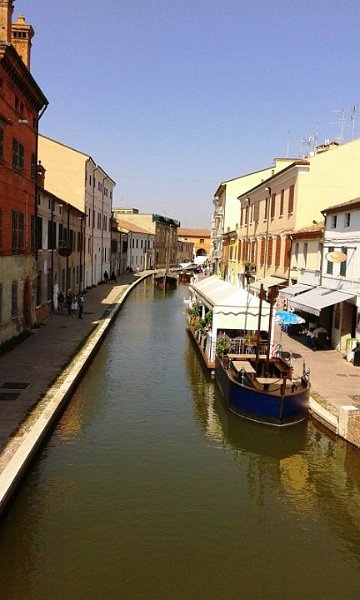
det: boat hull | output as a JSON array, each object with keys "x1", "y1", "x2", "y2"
[
  {"x1": 154, "y1": 274, "x2": 178, "y2": 290},
  {"x1": 215, "y1": 357, "x2": 309, "y2": 427}
]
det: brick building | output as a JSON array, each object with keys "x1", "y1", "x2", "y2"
[{"x1": 0, "y1": 2, "x2": 48, "y2": 347}]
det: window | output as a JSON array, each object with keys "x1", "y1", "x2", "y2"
[
  {"x1": 270, "y1": 193, "x2": 276, "y2": 219},
  {"x1": 303, "y1": 243, "x2": 308, "y2": 268},
  {"x1": 264, "y1": 198, "x2": 269, "y2": 220},
  {"x1": 253, "y1": 201, "x2": 259, "y2": 222},
  {"x1": 12, "y1": 138, "x2": 24, "y2": 171},
  {"x1": 36, "y1": 216, "x2": 43, "y2": 250},
  {"x1": 344, "y1": 213, "x2": 350, "y2": 227},
  {"x1": 18, "y1": 212, "x2": 24, "y2": 251},
  {"x1": 340, "y1": 248, "x2": 348, "y2": 277},
  {"x1": 200, "y1": 238, "x2": 204, "y2": 243},
  {"x1": 0, "y1": 207, "x2": 2, "y2": 249},
  {"x1": 11, "y1": 210, "x2": 18, "y2": 250},
  {"x1": 295, "y1": 242, "x2": 299, "y2": 265},
  {"x1": 279, "y1": 190, "x2": 284, "y2": 216},
  {"x1": 11, "y1": 280, "x2": 18, "y2": 316},
  {"x1": 47, "y1": 221, "x2": 56, "y2": 250},
  {"x1": 47, "y1": 270, "x2": 52, "y2": 301},
  {"x1": 331, "y1": 215, "x2": 337, "y2": 229},
  {"x1": 274, "y1": 237, "x2": 281, "y2": 266},
  {"x1": 326, "y1": 246, "x2": 334, "y2": 275},
  {"x1": 288, "y1": 185, "x2": 295, "y2": 214}
]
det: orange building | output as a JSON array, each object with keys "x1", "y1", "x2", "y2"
[
  {"x1": 0, "y1": 3, "x2": 48, "y2": 346},
  {"x1": 177, "y1": 228, "x2": 210, "y2": 261}
]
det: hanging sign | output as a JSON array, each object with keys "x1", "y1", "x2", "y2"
[
  {"x1": 58, "y1": 247, "x2": 72, "y2": 257},
  {"x1": 326, "y1": 251, "x2": 347, "y2": 263}
]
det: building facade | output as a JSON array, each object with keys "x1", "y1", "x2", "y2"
[
  {"x1": 36, "y1": 180, "x2": 85, "y2": 321},
  {"x1": 38, "y1": 135, "x2": 115, "y2": 288},
  {"x1": 177, "y1": 228, "x2": 210, "y2": 262},
  {"x1": 112, "y1": 209, "x2": 180, "y2": 268},
  {"x1": 0, "y1": 3, "x2": 48, "y2": 347},
  {"x1": 113, "y1": 218, "x2": 155, "y2": 271}
]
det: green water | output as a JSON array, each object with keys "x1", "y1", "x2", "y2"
[{"x1": 0, "y1": 280, "x2": 359, "y2": 600}]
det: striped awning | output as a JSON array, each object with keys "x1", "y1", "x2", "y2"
[
  {"x1": 279, "y1": 283, "x2": 313, "y2": 298},
  {"x1": 288, "y1": 287, "x2": 356, "y2": 316},
  {"x1": 249, "y1": 276, "x2": 286, "y2": 293}
]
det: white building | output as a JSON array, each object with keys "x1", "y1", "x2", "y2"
[
  {"x1": 288, "y1": 198, "x2": 360, "y2": 354},
  {"x1": 114, "y1": 219, "x2": 155, "y2": 271},
  {"x1": 38, "y1": 135, "x2": 116, "y2": 287}
]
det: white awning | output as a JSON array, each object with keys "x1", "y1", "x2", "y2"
[
  {"x1": 189, "y1": 276, "x2": 271, "y2": 331},
  {"x1": 249, "y1": 276, "x2": 287, "y2": 293},
  {"x1": 288, "y1": 287, "x2": 356, "y2": 316},
  {"x1": 279, "y1": 283, "x2": 313, "y2": 298}
]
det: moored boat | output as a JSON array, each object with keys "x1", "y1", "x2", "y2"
[
  {"x1": 215, "y1": 352, "x2": 310, "y2": 427},
  {"x1": 154, "y1": 272, "x2": 178, "y2": 290}
]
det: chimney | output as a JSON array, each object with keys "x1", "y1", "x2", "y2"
[
  {"x1": 37, "y1": 160, "x2": 46, "y2": 189},
  {"x1": 0, "y1": 0, "x2": 14, "y2": 43},
  {"x1": 11, "y1": 13, "x2": 34, "y2": 69}
]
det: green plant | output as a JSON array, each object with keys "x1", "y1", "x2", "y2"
[
  {"x1": 193, "y1": 319, "x2": 206, "y2": 333},
  {"x1": 216, "y1": 334, "x2": 230, "y2": 355},
  {"x1": 205, "y1": 310, "x2": 213, "y2": 327}
]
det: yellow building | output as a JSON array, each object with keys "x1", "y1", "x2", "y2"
[{"x1": 236, "y1": 138, "x2": 360, "y2": 290}]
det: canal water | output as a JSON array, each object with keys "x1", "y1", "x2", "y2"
[{"x1": 0, "y1": 279, "x2": 360, "y2": 600}]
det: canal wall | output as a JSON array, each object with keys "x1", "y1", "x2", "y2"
[{"x1": 0, "y1": 274, "x2": 152, "y2": 516}]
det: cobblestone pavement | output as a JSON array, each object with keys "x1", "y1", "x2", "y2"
[{"x1": 274, "y1": 323, "x2": 360, "y2": 416}]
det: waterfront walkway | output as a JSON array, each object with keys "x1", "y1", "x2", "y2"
[{"x1": 274, "y1": 323, "x2": 360, "y2": 419}]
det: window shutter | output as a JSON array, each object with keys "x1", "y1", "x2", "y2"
[{"x1": 288, "y1": 185, "x2": 295, "y2": 214}]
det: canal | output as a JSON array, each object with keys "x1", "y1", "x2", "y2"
[{"x1": 0, "y1": 279, "x2": 360, "y2": 599}]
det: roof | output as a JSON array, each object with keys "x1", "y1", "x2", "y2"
[
  {"x1": 178, "y1": 228, "x2": 210, "y2": 238},
  {"x1": 0, "y1": 42, "x2": 48, "y2": 110},
  {"x1": 321, "y1": 197, "x2": 360, "y2": 215},
  {"x1": 115, "y1": 219, "x2": 154, "y2": 235},
  {"x1": 288, "y1": 287, "x2": 356, "y2": 316},
  {"x1": 249, "y1": 276, "x2": 287, "y2": 293},
  {"x1": 291, "y1": 223, "x2": 324, "y2": 239},
  {"x1": 279, "y1": 283, "x2": 314, "y2": 298},
  {"x1": 189, "y1": 276, "x2": 271, "y2": 331}
]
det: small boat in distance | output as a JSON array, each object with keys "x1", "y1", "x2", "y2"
[{"x1": 154, "y1": 271, "x2": 178, "y2": 290}]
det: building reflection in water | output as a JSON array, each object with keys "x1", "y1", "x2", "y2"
[{"x1": 185, "y1": 334, "x2": 360, "y2": 555}]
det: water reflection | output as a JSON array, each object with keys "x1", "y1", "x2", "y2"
[
  {"x1": 185, "y1": 335, "x2": 360, "y2": 562},
  {"x1": 0, "y1": 281, "x2": 360, "y2": 600}
]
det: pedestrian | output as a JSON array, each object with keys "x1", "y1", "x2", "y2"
[
  {"x1": 104, "y1": 270, "x2": 109, "y2": 283},
  {"x1": 71, "y1": 296, "x2": 78, "y2": 317},
  {"x1": 58, "y1": 290, "x2": 65, "y2": 313},
  {"x1": 66, "y1": 290, "x2": 73, "y2": 315},
  {"x1": 77, "y1": 294, "x2": 84, "y2": 319}
]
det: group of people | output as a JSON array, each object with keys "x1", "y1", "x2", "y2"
[{"x1": 57, "y1": 291, "x2": 84, "y2": 319}]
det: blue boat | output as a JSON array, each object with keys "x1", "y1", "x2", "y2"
[{"x1": 215, "y1": 353, "x2": 310, "y2": 427}]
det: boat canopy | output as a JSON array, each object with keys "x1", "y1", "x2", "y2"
[{"x1": 189, "y1": 276, "x2": 271, "y2": 331}]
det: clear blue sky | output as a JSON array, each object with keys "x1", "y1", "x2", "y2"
[{"x1": 16, "y1": 0, "x2": 360, "y2": 227}]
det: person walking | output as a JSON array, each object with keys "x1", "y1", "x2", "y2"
[
  {"x1": 57, "y1": 290, "x2": 65, "y2": 313},
  {"x1": 103, "y1": 270, "x2": 109, "y2": 283},
  {"x1": 77, "y1": 294, "x2": 84, "y2": 319},
  {"x1": 71, "y1": 296, "x2": 78, "y2": 317}
]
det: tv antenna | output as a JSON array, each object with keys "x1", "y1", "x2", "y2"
[
  {"x1": 349, "y1": 104, "x2": 359, "y2": 139},
  {"x1": 330, "y1": 108, "x2": 346, "y2": 144}
]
